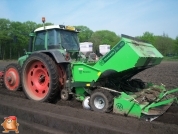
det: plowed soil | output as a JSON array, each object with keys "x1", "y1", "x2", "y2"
[
  {"x1": 133, "y1": 61, "x2": 178, "y2": 90},
  {"x1": 0, "y1": 60, "x2": 178, "y2": 134}
]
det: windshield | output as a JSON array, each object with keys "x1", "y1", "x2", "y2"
[{"x1": 57, "y1": 30, "x2": 79, "y2": 51}]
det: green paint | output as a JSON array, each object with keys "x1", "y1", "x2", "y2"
[
  {"x1": 18, "y1": 54, "x2": 30, "y2": 67},
  {"x1": 113, "y1": 93, "x2": 142, "y2": 118},
  {"x1": 113, "y1": 86, "x2": 178, "y2": 118},
  {"x1": 75, "y1": 87, "x2": 86, "y2": 101},
  {"x1": 99, "y1": 41, "x2": 125, "y2": 66}
]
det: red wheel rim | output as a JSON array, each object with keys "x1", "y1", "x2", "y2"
[
  {"x1": 4, "y1": 68, "x2": 20, "y2": 91},
  {"x1": 25, "y1": 60, "x2": 50, "y2": 100}
]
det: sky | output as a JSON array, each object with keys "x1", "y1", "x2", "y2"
[{"x1": 0, "y1": 0, "x2": 178, "y2": 39}]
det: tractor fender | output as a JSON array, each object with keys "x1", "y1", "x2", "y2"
[{"x1": 34, "y1": 50, "x2": 71, "y2": 63}]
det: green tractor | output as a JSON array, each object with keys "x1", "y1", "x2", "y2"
[{"x1": 1, "y1": 18, "x2": 178, "y2": 120}]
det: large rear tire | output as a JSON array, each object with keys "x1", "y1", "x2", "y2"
[
  {"x1": 89, "y1": 89, "x2": 113, "y2": 113},
  {"x1": 4, "y1": 63, "x2": 21, "y2": 91},
  {"x1": 21, "y1": 53, "x2": 59, "y2": 102}
]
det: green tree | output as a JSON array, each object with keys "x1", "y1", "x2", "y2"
[
  {"x1": 154, "y1": 34, "x2": 174, "y2": 56},
  {"x1": 138, "y1": 31, "x2": 155, "y2": 45},
  {"x1": 89, "y1": 30, "x2": 120, "y2": 52},
  {"x1": 23, "y1": 21, "x2": 38, "y2": 32},
  {"x1": 0, "y1": 18, "x2": 12, "y2": 59},
  {"x1": 10, "y1": 21, "x2": 29, "y2": 58},
  {"x1": 75, "y1": 26, "x2": 93, "y2": 42},
  {"x1": 36, "y1": 22, "x2": 54, "y2": 28},
  {"x1": 0, "y1": 19, "x2": 55, "y2": 60},
  {"x1": 173, "y1": 36, "x2": 178, "y2": 55}
]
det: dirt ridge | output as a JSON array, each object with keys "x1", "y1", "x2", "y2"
[{"x1": 0, "y1": 93, "x2": 178, "y2": 134}]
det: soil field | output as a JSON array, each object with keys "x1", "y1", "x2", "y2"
[
  {"x1": 0, "y1": 61, "x2": 178, "y2": 134},
  {"x1": 133, "y1": 61, "x2": 178, "y2": 90}
]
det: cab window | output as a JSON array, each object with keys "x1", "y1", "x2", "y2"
[
  {"x1": 34, "y1": 31, "x2": 46, "y2": 51},
  {"x1": 47, "y1": 29, "x2": 60, "y2": 49}
]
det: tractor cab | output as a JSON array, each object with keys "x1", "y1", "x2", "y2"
[
  {"x1": 29, "y1": 25, "x2": 80, "y2": 52},
  {"x1": 25, "y1": 17, "x2": 97, "y2": 64}
]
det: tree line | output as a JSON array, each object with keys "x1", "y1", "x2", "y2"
[{"x1": 0, "y1": 18, "x2": 178, "y2": 60}]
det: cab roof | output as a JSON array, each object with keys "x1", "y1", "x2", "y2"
[{"x1": 34, "y1": 25, "x2": 79, "y2": 32}]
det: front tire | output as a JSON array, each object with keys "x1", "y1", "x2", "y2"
[
  {"x1": 60, "y1": 89, "x2": 72, "y2": 101},
  {"x1": 21, "y1": 53, "x2": 59, "y2": 102},
  {"x1": 89, "y1": 89, "x2": 113, "y2": 113}
]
